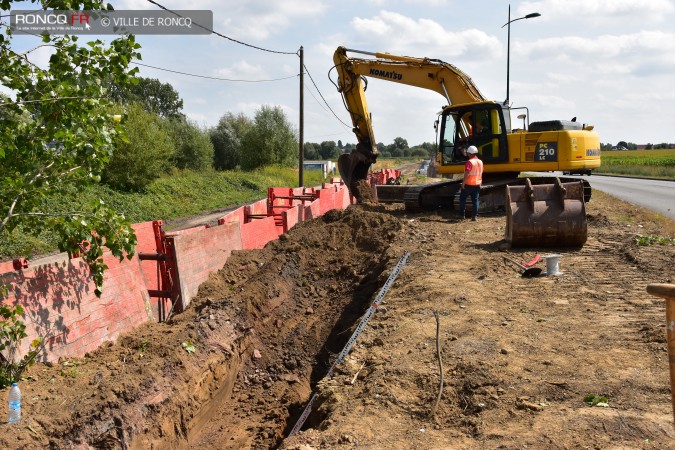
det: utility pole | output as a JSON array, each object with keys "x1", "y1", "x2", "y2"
[{"x1": 298, "y1": 46, "x2": 304, "y2": 187}]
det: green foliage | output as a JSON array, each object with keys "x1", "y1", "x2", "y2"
[
  {"x1": 0, "y1": 167, "x2": 325, "y2": 258},
  {"x1": 0, "y1": 0, "x2": 141, "y2": 294},
  {"x1": 634, "y1": 234, "x2": 675, "y2": 246},
  {"x1": 110, "y1": 76, "x2": 184, "y2": 118},
  {"x1": 583, "y1": 394, "x2": 609, "y2": 407},
  {"x1": 240, "y1": 105, "x2": 297, "y2": 170},
  {"x1": 596, "y1": 149, "x2": 675, "y2": 178},
  {"x1": 181, "y1": 341, "x2": 196, "y2": 354},
  {"x1": 166, "y1": 117, "x2": 214, "y2": 171},
  {"x1": 652, "y1": 143, "x2": 675, "y2": 149},
  {"x1": 303, "y1": 142, "x2": 320, "y2": 160},
  {"x1": 381, "y1": 137, "x2": 411, "y2": 158},
  {"x1": 392, "y1": 137, "x2": 409, "y2": 150},
  {"x1": 103, "y1": 102, "x2": 174, "y2": 191},
  {"x1": 319, "y1": 141, "x2": 339, "y2": 160},
  {"x1": 210, "y1": 112, "x2": 252, "y2": 170},
  {"x1": 410, "y1": 147, "x2": 429, "y2": 157},
  {"x1": 0, "y1": 303, "x2": 42, "y2": 388}
]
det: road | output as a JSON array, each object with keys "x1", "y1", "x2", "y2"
[{"x1": 527, "y1": 172, "x2": 675, "y2": 220}]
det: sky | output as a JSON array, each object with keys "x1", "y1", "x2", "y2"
[{"x1": 6, "y1": 0, "x2": 675, "y2": 147}]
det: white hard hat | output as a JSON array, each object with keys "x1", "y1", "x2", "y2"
[{"x1": 466, "y1": 146, "x2": 478, "y2": 154}]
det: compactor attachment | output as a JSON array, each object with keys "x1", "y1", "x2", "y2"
[{"x1": 505, "y1": 178, "x2": 587, "y2": 248}]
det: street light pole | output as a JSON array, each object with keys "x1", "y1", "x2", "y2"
[
  {"x1": 502, "y1": 5, "x2": 541, "y2": 106},
  {"x1": 506, "y1": 4, "x2": 511, "y2": 106}
]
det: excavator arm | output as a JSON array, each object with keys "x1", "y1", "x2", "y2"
[{"x1": 333, "y1": 46, "x2": 487, "y2": 199}]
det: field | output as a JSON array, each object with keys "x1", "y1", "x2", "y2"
[
  {"x1": 379, "y1": 150, "x2": 675, "y2": 180},
  {"x1": 596, "y1": 149, "x2": 675, "y2": 178}
]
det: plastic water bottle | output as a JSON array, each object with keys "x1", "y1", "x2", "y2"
[{"x1": 7, "y1": 382, "x2": 21, "y2": 424}]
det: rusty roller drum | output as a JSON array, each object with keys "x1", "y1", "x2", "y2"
[{"x1": 505, "y1": 178, "x2": 587, "y2": 247}]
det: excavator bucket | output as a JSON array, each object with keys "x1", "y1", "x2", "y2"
[
  {"x1": 338, "y1": 149, "x2": 375, "y2": 202},
  {"x1": 505, "y1": 178, "x2": 587, "y2": 248}
]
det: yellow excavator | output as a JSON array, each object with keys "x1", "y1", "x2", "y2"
[{"x1": 332, "y1": 46, "x2": 601, "y2": 247}]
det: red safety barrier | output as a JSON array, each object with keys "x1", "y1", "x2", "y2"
[
  {"x1": 368, "y1": 169, "x2": 401, "y2": 185},
  {"x1": 166, "y1": 222, "x2": 242, "y2": 311},
  {"x1": 0, "y1": 251, "x2": 153, "y2": 362},
  {"x1": 0, "y1": 182, "x2": 354, "y2": 362}
]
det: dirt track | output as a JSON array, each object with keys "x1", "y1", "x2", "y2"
[{"x1": 1, "y1": 188, "x2": 674, "y2": 449}]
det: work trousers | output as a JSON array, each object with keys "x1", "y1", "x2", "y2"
[{"x1": 459, "y1": 185, "x2": 481, "y2": 219}]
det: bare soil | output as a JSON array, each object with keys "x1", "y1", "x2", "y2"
[{"x1": 1, "y1": 186, "x2": 674, "y2": 450}]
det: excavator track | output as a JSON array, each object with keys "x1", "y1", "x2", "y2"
[{"x1": 375, "y1": 176, "x2": 592, "y2": 213}]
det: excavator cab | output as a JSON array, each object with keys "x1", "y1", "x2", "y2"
[{"x1": 438, "y1": 103, "x2": 509, "y2": 166}]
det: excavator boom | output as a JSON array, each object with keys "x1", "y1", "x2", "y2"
[{"x1": 333, "y1": 46, "x2": 486, "y2": 199}]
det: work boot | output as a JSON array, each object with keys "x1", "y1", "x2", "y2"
[{"x1": 471, "y1": 216, "x2": 477, "y2": 221}]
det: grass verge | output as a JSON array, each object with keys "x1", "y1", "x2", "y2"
[{"x1": 0, "y1": 166, "x2": 325, "y2": 261}]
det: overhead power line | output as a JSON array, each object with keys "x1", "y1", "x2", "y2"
[
  {"x1": 133, "y1": 61, "x2": 297, "y2": 83},
  {"x1": 303, "y1": 63, "x2": 350, "y2": 128},
  {"x1": 146, "y1": 0, "x2": 298, "y2": 55}
]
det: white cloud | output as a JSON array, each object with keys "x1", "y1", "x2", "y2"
[
  {"x1": 546, "y1": 73, "x2": 581, "y2": 84},
  {"x1": 183, "y1": 111, "x2": 209, "y2": 125},
  {"x1": 118, "y1": 0, "x2": 327, "y2": 40},
  {"x1": 520, "y1": 93, "x2": 575, "y2": 110},
  {"x1": 234, "y1": 101, "x2": 263, "y2": 115},
  {"x1": 214, "y1": 61, "x2": 269, "y2": 79},
  {"x1": 519, "y1": 31, "x2": 675, "y2": 76},
  {"x1": 191, "y1": 97, "x2": 208, "y2": 105},
  {"x1": 217, "y1": 0, "x2": 327, "y2": 40},
  {"x1": 349, "y1": 10, "x2": 501, "y2": 59},
  {"x1": 518, "y1": 0, "x2": 675, "y2": 23},
  {"x1": 403, "y1": 0, "x2": 449, "y2": 6}
]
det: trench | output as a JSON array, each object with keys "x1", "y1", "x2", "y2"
[
  {"x1": 281, "y1": 258, "x2": 390, "y2": 437},
  {"x1": 176, "y1": 258, "x2": 390, "y2": 449},
  {"x1": 59, "y1": 206, "x2": 408, "y2": 450}
]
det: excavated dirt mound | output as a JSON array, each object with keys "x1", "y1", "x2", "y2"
[
  {"x1": 0, "y1": 206, "x2": 405, "y2": 449},
  {"x1": 1, "y1": 190, "x2": 674, "y2": 449}
]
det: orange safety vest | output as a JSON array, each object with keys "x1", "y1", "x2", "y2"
[{"x1": 465, "y1": 157, "x2": 483, "y2": 186}]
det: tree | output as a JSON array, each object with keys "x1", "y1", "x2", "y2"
[
  {"x1": 240, "y1": 105, "x2": 297, "y2": 170},
  {"x1": 111, "y1": 77, "x2": 184, "y2": 118},
  {"x1": 392, "y1": 137, "x2": 409, "y2": 151},
  {"x1": 411, "y1": 147, "x2": 429, "y2": 158},
  {"x1": 319, "y1": 141, "x2": 339, "y2": 160},
  {"x1": 166, "y1": 117, "x2": 214, "y2": 171},
  {"x1": 210, "y1": 112, "x2": 252, "y2": 170},
  {"x1": 103, "y1": 103, "x2": 174, "y2": 191},
  {"x1": 387, "y1": 145, "x2": 404, "y2": 157},
  {"x1": 379, "y1": 148, "x2": 392, "y2": 158},
  {"x1": 0, "y1": 0, "x2": 141, "y2": 292},
  {"x1": 303, "y1": 142, "x2": 320, "y2": 160},
  {"x1": 421, "y1": 141, "x2": 437, "y2": 158}
]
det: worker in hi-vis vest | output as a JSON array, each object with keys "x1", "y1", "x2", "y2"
[{"x1": 458, "y1": 146, "x2": 484, "y2": 221}]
